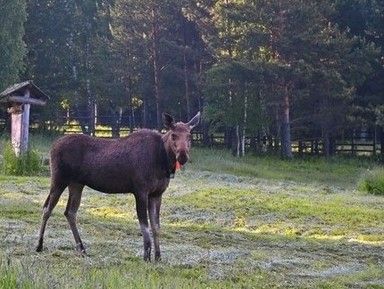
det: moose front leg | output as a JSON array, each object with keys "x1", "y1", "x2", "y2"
[
  {"x1": 135, "y1": 193, "x2": 151, "y2": 261},
  {"x1": 149, "y1": 195, "x2": 162, "y2": 261}
]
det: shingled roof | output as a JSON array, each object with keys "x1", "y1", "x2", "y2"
[{"x1": 0, "y1": 81, "x2": 50, "y2": 101}]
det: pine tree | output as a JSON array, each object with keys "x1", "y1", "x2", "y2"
[
  {"x1": 25, "y1": 0, "x2": 115, "y2": 133},
  {"x1": 202, "y1": 0, "x2": 377, "y2": 157},
  {"x1": 0, "y1": 0, "x2": 27, "y2": 91}
]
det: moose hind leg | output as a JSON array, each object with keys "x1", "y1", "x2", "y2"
[
  {"x1": 64, "y1": 183, "x2": 85, "y2": 255},
  {"x1": 149, "y1": 195, "x2": 162, "y2": 261},
  {"x1": 135, "y1": 193, "x2": 151, "y2": 261},
  {"x1": 36, "y1": 183, "x2": 67, "y2": 252}
]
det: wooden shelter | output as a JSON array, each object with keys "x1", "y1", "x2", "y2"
[{"x1": 0, "y1": 81, "x2": 49, "y2": 156}]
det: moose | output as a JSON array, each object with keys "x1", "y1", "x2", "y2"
[{"x1": 36, "y1": 112, "x2": 200, "y2": 261}]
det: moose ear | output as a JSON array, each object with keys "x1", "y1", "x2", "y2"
[
  {"x1": 162, "y1": 112, "x2": 175, "y2": 130},
  {"x1": 187, "y1": 111, "x2": 201, "y2": 130}
]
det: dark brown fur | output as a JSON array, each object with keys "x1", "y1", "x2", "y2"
[{"x1": 36, "y1": 112, "x2": 200, "y2": 261}]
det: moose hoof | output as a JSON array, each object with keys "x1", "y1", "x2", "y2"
[
  {"x1": 143, "y1": 250, "x2": 151, "y2": 262},
  {"x1": 76, "y1": 249, "x2": 87, "y2": 257},
  {"x1": 36, "y1": 241, "x2": 43, "y2": 252},
  {"x1": 75, "y1": 243, "x2": 87, "y2": 257}
]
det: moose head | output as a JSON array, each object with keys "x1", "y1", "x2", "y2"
[{"x1": 163, "y1": 112, "x2": 200, "y2": 165}]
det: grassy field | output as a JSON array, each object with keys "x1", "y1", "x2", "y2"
[{"x1": 0, "y1": 139, "x2": 384, "y2": 288}]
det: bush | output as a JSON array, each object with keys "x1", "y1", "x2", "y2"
[
  {"x1": 2, "y1": 143, "x2": 43, "y2": 176},
  {"x1": 358, "y1": 168, "x2": 384, "y2": 195}
]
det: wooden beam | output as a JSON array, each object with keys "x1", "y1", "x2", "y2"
[
  {"x1": 0, "y1": 95, "x2": 46, "y2": 106},
  {"x1": 10, "y1": 89, "x2": 32, "y2": 156},
  {"x1": 20, "y1": 90, "x2": 30, "y2": 154}
]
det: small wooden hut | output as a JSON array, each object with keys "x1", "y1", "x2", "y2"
[{"x1": 0, "y1": 81, "x2": 49, "y2": 156}]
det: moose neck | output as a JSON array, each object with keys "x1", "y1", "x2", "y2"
[{"x1": 162, "y1": 132, "x2": 177, "y2": 174}]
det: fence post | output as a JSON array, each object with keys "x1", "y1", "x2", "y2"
[
  {"x1": 330, "y1": 137, "x2": 335, "y2": 156},
  {"x1": 351, "y1": 130, "x2": 355, "y2": 155},
  {"x1": 298, "y1": 140, "x2": 303, "y2": 157},
  {"x1": 373, "y1": 126, "x2": 377, "y2": 156},
  {"x1": 380, "y1": 126, "x2": 384, "y2": 159},
  {"x1": 314, "y1": 140, "x2": 319, "y2": 155},
  {"x1": 310, "y1": 140, "x2": 314, "y2": 155}
]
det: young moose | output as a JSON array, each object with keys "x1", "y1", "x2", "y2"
[{"x1": 36, "y1": 112, "x2": 200, "y2": 261}]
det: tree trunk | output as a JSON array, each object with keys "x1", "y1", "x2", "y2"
[
  {"x1": 274, "y1": 106, "x2": 280, "y2": 153},
  {"x1": 110, "y1": 103, "x2": 121, "y2": 138},
  {"x1": 183, "y1": 19, "x2": 191, "y2": 120},
  {"x1": 74, "y1": 106, "x2": 88, "y2": 134},
  {"x1": 125, "y1": 77, "x2": 135, "y2": 134},
  {"x1": 142, "y1": 99, "x2": 148, "y2": 128},
  {"x1": 224, "y1": 126, "x2": 232, "y2": 149},
  {"x1": 298, "y1": 140, "x2": 303, "y2": 157},
  {"x1": 379, "y1": 126, "x2": 384, "y2": 160},
  {"x1": 202, "y1": 121, "x2": 211, "y2": 146},
  {"x1": 250, "y1": 132, "x2": 258, "y2": 154},
  {"x1": 129, "y1": 106, "x2": 135, "y2": 134},
  {"x1": 86, "y1": 78, "x2": 95, "y2": 136},
  {"x1": 151, "y1": 2, "x2": 162, "y2": 131},
  {"x1": 85, "y1": 19, "x2": 95, "y2": 136},
  {"x1": 183, "y1": 44, "x2": 191, "y2": 120},
  {"x1": 230, "y1": 127, "x2": 237, "y2": 156},
  {"x1": 235, "y1": 125, "x2": 240, "y2": 157},
  {"x1": 373, "y1": 125, "x2": 377, "y2": 156},
  {"x1": 241, "y1": 94, "x2": 248, "y2": 157},
  {"x1": 323, "y1": 129, "x2": 331, "y2": 157},
  {"x1": 280, "y1": 91, "x2": 292, "y2": 158}
]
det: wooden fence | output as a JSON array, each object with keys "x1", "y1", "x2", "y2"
[
  {"x1": 190, "y1": 132, "x2": 382, "y2": 156},
  {"x1": 60, "y1": 123, "x2": 382, "y2": 157},
  {"x1": 0, "y1": 117, "x2": 380, "y2": 157}
]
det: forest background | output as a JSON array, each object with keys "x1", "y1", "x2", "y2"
[{"x1": 1, "y1": 0, "x2": 384, "y2": 158}]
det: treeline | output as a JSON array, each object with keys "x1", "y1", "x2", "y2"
[{"x1": 1, "y1": 0, "x2": 383, "y2": 157}]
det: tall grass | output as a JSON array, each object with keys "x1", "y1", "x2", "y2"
[
  {"x1": 0, "y1": 258, "x2": 35, "y2": 289},
  {"x1": 1, "y1": 143, "x2": 42, "y2": 176},
  {"x1": 358, "y1": 167, "x2": 384, "y2": 195}
]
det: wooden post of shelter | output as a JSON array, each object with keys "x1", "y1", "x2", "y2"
[{"x1": 0, "y1": 81, "x2": 49, "y2": 156}]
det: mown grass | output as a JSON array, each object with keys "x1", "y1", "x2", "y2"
[
  {"x1": 169, "y1": 187, "x2": 384, "y2": 242},
  {"x1": 0, "y1": 136, "x2": 383, "y2": 288}
]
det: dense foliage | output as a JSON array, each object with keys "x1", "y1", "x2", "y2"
[
  {"x1": 0, "y1": 0, "x2": 27, "y2": 91},
  {"x1": 0, "y1": 0, "x2": 383, "y2": 157}
]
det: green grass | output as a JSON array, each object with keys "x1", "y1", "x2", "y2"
[
  {"x1": 0, "y1": 257, "x2": 269, "y2": 289},
  {"x1": 0, "y1": 136, "x2": 383, "y2": 288},
  {"x1": 190, "y1": 148, "x2": 374, "y2": 187}
]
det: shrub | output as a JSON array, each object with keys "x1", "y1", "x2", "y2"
[
  {"x1": 2, "y1": 143, "x2": 42, "y2": 176},
  {"x1": 358, "y1": 168, "x2": 384, "y2": 196}
]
